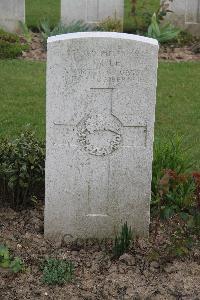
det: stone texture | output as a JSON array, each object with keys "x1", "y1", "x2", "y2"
[
  {"x1": 61, "y1": 0, "x2": 124, "y2": 25},
  {"x1": 45, "y1": 32, "x2": 159, "y2": 241},
  {"x1": 0, "y1": 0, "x2": 25, "y2": 33},
  {"x1": 164, "y1": 0, "x2": 200, "y2": 36}
]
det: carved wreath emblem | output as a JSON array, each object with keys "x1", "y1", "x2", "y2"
[{"x1": 77, "y1": 114, "x2": 122, "y2": 156}]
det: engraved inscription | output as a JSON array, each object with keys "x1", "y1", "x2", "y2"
[
  {"x1": 64, "y1": 66, "x2": 139, "y2": 87},
  {"x1": 77, "y1": 114, "x2": 122, "y2": 156}
]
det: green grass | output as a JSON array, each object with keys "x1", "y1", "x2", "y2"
[
  {"x1": 0, "y1": 60, "x2": 199, "y2": 168},
  {"x1": 25, "y1": 0, "x2": 159, "y2": 32},
  {"x1": 26, "y1": 0, "x2": 60, "y2": 29},
  {"x1": 0, "y1": 60, "x2": 45, "y2": 139},
  {"x1": 156, "y1": 62, "x2": 200, "y2": 169}
]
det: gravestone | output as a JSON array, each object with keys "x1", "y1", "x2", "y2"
[
  {"x1": 61, "y1": 0, "x2": 124, "y2": 25},
  {"x1": 45, "y1": 32, "x2": 159, "y2": 241},
  {"x1": 164, "y1": 0, "x2": 200, "y2": 36},
  {"x1": 0, "y1": 0, "x2": 25, "y2": 33}
]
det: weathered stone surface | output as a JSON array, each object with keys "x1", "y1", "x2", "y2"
[
  {"x1": 61, "y1": 0, "x2": 124, "y2": 25},
  {"x1": 164, "y1": 0, "x2": 200, "y2": 36},
  {"x1": 45, "y1": 32, "x2": 159, "y2": 240},
  {"x1": 0, "y1": 0, "x2": 25, "y2": 33}
]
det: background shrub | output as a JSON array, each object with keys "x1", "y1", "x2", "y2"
[
  {"x1": 0, "y1": 128, "x2": 45, "y2": 208},
  {"x1": 0, "y1": 29, "x2": 29, "y2": 59},
  {"x1": 40, "y1": 20, "x2": 91, "y2": 46},
  {"x1": 97, "y1": 17, "x2": 123, "y2": 32}
]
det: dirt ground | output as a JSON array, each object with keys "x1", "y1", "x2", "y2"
[
  {"x1": 0, "y1": 205, "x2": 200, "y2": 300},
  {"x1": 20, "y1": 33, "x2": 200, "y2": 62}
]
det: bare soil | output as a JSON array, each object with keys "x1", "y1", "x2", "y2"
[
  {"x1": 21, "y1": 33, "x2": 46, "y2": 61},
  {"x1": 159, "y1": 44, "x2": 200, "y2": 62},
  {"x1": 21, "y1": 33, "x2": 200, "y2": 63},
  {"x1": 0, "y1": 205, "x2": 200, "y2": 300}
]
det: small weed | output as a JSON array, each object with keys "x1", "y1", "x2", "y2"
[
  {"x1": 113, "y1": 222, "x2": 133, "y2": 259},
  {"x1": 42, "y1": 258, "x2": 74, "y2": 285},
  {"x1": 0, "y1": 244, "x2": 24, "y2": 273}
]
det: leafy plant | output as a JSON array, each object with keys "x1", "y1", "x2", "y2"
[
  {"x1": 128, "y1": 0, "x2": 153, "y2": 34},
  {"x1": 0, "y1": 244, "x2": 24, "y2": 273},
  {"x1": 0, "y1": 127, "x2": 45, "y2": 208},
  {"x1": 0, "y1": 244, "x2": 10, "y2": 268},
  {"x1": 39, "y1": 20, "x2": 91, "y2": 46},
  {"x1": 0, "y1": 28, "x2": 29, "y2": 59},
  {"x1": 147, "y1": 13, "x2": 180, "y2": 43},
  {"x1": 97, "y1": 16, "x2": 123, "y2": 32},
  {"x1": 152, "y1": 135, "x2": 193, "y2": 198},
  {"x1": 18, "y1": 21, "x2": 32, "y2": 43},
  {"x1": 113, "y1": 222, "x2": 133, "y2": 258},
  {"x1": 152, "y1": 169, "x2": 195, "y2": 220},
  {"x1": 42, "y1": 258, "x2": 74, "y2": 285}
]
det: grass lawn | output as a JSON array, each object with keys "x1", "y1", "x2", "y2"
[
  {"x1": 0, "y1": 60, "x2": 45, "y2": 139},
  {"x1": 0, "y1": 60, "x2": 200, "y2": 168},
  {"x1": 26, "y1": 0, "x2": 60, "y2": 29},
  {"x1": 25, "y1": 0, "x2": 159, "y2": 32}
]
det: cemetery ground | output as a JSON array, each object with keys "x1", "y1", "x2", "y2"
[{"x1": 0, "y1": 59, "x2": 200, "y2": 299}]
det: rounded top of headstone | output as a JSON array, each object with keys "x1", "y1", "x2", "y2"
[{"x1": 47, "y1": 32, "x2": 159, "y2": 46}]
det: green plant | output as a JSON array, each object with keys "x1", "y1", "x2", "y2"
[
  {"x1": 39, "y1": 20, "x2": 91, "y2": 46},
  {"x1": 152, "y1": 135, "x2": 193, "y2": 198},
  {"x1": 152, "y1": 169, "x2": 195, "y2": 220},
  {"x1": 0, "y1": 127, "x2": 45, "y2": 208},
  {"x1": 97, "y1": 16, "x2": 123, "y2": 32},
  {"x1": 42, "y1": 258, "x2": 74, "y2": 285},
  {"x1": 147, "y1": 13, "x2": 180, "y2": 43},
  {"x1": 127, "y1": 0, "x2": 154, "y2": 33},
  {"x1": 18, "y1": 21, "x2": 32, "y2": 43},
  {"x1": 0, "y1": 29, "x2": 29, "y2": 59},
  {"x1": 0, "y1": 244, "x2": 24, "y2": 273},
  {"x1": 113, "y1": 222, "x2": 133, "y2": 258}
]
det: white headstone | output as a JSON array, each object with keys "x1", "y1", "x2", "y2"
[
  {"x1": 164, "y1": 0, "x2": 200, "y2": 36},
  {"x1": 61, "y1": 0, "x2": 124, "y2": 25},
  {"x1": 0, "y1": 0, "x2": 25, "y2": 33},
  {"x1": 45, "y1": 32, "x2": 159, "y2": 241}
]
